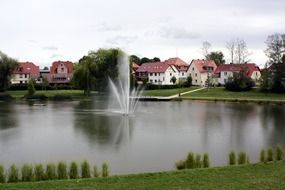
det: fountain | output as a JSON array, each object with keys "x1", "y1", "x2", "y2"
[{"x1": 108, "y1": 53, "x2": 143, "y2": 115}]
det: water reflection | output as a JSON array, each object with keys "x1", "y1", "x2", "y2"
[{"x1": 0, "y1": 103, "x2": 18, "y2": 130}]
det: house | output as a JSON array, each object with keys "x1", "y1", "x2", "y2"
[
  {"x1": 214, "y1": 63, "x2": 261, "y2": 85},
  {"x1": 187, "y1": 59, "x2": 217, "y2": 86},
  {"x1": 136, "y1": 61, "x2": 179, "y2": 85},
  {"x1": 164, "y1": 57, "x2": 189, "y2": 82},
  {"x1": 49, "y1": 61, "x2": 73, "y2": 84},
  {"x1": 11, "y1": 62, "x2": 40, "y2": 84}
]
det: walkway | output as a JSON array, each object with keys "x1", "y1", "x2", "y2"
[{"x1": 167, "y1": 87, "x2": 206, "y2": 99}]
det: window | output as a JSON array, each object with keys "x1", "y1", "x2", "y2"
[
  {"x1": 192, "y1": 67, "x2": 194, "y2": 71},
  {"x1": 182, "y1": 72, "x2": 184, "y2": 76},
  {"x1": 195, "y1": 80, "x2": 197, "y2": 83},
  {"x1": 150, "y1": 79, "x2": 153, "y2": 82},
  {"x1": 20, "y1": 74, "x2": 23, "y2": 78},
  {"x1": 163, "y1": 77, "x2": 165, "y2": 81},
  {"x1": 195, "y1": 73, "x2": 197, "y2": 77},
  {"x1": 61, "y1": 68, "x2": 64, "y2": 72},
  {"x1": 155, "y1": 80, "x2": 157, "y2": 82},
  {"x1": 170, "y1": 73, "x2": 172, "y2": 76},
  {"x1": 150, "y1": 73, "x2": 153, "y2": 76},
  {"x1": 25, "y1": 74, "x2": 28, "y2": 78},
  {"x1": 20, "y1": 81, "x2": 23, "y2": 84},
  {"x1": 224, "y1": 72, "x2": 227, "y2": 76}
]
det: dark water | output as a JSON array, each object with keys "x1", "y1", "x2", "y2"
[{"x1": 0, "y1": 99, "x2": 284, "y2": 174}]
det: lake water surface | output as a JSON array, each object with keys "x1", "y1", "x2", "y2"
[{"x1": 0, "y1": 99, "x2": 284, "y2": 174}]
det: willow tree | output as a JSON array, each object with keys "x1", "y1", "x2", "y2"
[{"x1": 0, "y1": 51, "x2": 18, "y2": 92}]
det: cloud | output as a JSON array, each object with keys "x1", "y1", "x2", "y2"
[
  {"x1": 27, "y1": 39, "x2": 38, "y2": 44},
  {"x1": 106, "y1": 35, "x2": 138, "y2": 45},
  {"x1": 50, "y1": 53, "x2": 62, "y2": 59},
  {"x1": 43, "y1": 46, "x2": 58, "y2": 51},
  {"x1": 158, "y1": 27, "x2": 200, "y2": 40},
  {"x1": 96, "y1": 23, "x2": 122, "y2": 32}
]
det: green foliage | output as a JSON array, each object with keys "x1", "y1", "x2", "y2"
[
  {"x1": 225, "y1": 71, "x2": 255, "y2": 92},
  {"x1": 69, "y1": 162, "x2": 79, "y2": 179},
  {"x1": 57, "y1": 161, "x2": 68, "y2": 180},
  {"x1": 0, "y1": 165, "x2": 5, "y2": 183},
  {"x1": 229, "y1": 151, "x2": 236, "y2": 165},
  {"x1": 102, "y1": 162, "x2": 109, "y2": 177},
  {"x1": 93, "y1": 165, "x2": 100, "y2": 177},
  {"x1": 21, "y1": 164, "x2": 34, "y2": 182},
  {"x1": 206, "y1": 51, "x2": 225, "y2": 66},
  {"x1": 246, "y1": 156, "x2": 250, "y2": 164},
  {"x1": 267, "y1": 148, "x2": 274, "y2": 162},
  {"x1": 129, "y1": 55, "x2": 140, "y2": 65},
  {"x1": 27, "y1": 80, "x2": 36, "y2": 95},
  {"x1": 260, "y1": 149, "x2": 267, "y2": 163},
  {"x1": 260, "y1": 65, "x2": 273, "y2": 92},
  {"x1": 184, "y1": 76, "x2": 192, "y2": 87},
  {"x1": 276, "y1": 145, "x2": 284, "y2": 161},
  {"x1": 0, "y1": 51, "x2": 18, "y2": 92},
  {"x1": 8, "y1": 164, "x2": 19, "y2": 183},
  {"x1": 152, "y1": 57, "x2": 161, "y2": 62},
  {"x1": 238, "y1": 152, "x2": 247, "y2": 165},
  {"x1": 170, "y1": 76, "x2": 177, "y2": 84},
  {"x1": 203, "y1": 153, "x2": 210, "y2": 168},
  {"x1": 175, "y1": 160, "x2": 186, "y2": 170},
  {"x1": 81, "y1": 161, "x2": 91, "y2": 178},
  {"x1": 271, "y1": 63, "x2": 285, "y2": 93},
  {"x1": 195, "y1": 154, "x2": 202, "y2": 168},
  {"x1": 35, "y1": 164, "x2": 45, "y2": 181},
  {"x1": 46, "y1": 163, "x2": 57, "y2": 180},
  {"x1": 140, "y1": 57, "x2": 151, "y2": 64},
  {"x1": 186, "y1": 152, "x2": 195, "y2": 169}
]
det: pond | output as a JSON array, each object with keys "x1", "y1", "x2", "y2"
[{"x1": 0, "y1": 99, "x2": 284, "y2": 174}]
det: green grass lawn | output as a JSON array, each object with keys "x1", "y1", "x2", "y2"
[
  {"x1": 1, "y1": 162, "x2": 285, "y2": 190},
  {"x1": 7, "y1": 90, "x2": 88, "y2": 99},
  {"x1": 143, "y1": 87, "x2": 198, "y2": 97},
  {"x1": 182, "y1": 87, "x2": 285, "y2": 101}
]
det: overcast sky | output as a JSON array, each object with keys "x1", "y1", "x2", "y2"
[{"x1": 1, "y1": 0, "x2": 284, "y2": 68}]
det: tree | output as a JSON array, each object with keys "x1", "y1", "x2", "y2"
[
  {"x1": 265, "y1": 33, "x2": 285, "y2": 65},
  {"x1": 225, "y1": 71, "x2": 255, "y2": 91},
  {"x1": 170, "y1": 76, "x2": 177, "y2": 84},
  {"x1": 129, "y1": 55, "x2": 140, "y2": 65},
  {"x1": 27, "y1": 80, "x2": 36, "y2": 95},
  {"x1": 202, "y1": 41, "x2": 211, "y2": 59},
  {"x1": 260, "y1": 63, "x2": 273, "y2": 92},
  {"x1": 140, "y1": 57, "x2": 151, "y2": 64},
  {"x1": 152, "y1": 57, "x2": 161, "y2": 62},
  {"x1": 206, "y1": 51, "x2": 225, "y2": 66},
  {"x1": 226, "y1": 38, "x2": 251, "y2": 64},
  {"x1": 184, "y1": 75, "x2": 192, "y2": 87},
  {"x1": 226, "y1": 40, "x2": 236, "y2": 64},
  {"x1": 0, "y1": 51, "x2": 18, "y2": 92}
]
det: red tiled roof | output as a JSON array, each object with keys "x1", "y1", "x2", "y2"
[
  {"x1": 191, "y1": 59, "x2": 217, "y2": 73},
  {"x1": 165, "y1": 57, "x2": 189, "y2": 72},
  {"x1": 214, "y1": 63, "x2": 260, "y2": 77},
  {"x1": 50, "y1": 61, "x2": 73, "y2": 74},
  {"x1": 136, "y1": 61, "x2": 174, "y2": 73},
  {"x1": 132, "y1": 63, "x2": 140, "y2": 71},
  {"x1": 13, "y1": 62, "x2": 40, "y2": 75}
]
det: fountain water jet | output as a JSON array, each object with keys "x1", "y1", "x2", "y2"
[{"x1": 108, "y1": 53, "x2": 143, "y2": 115}]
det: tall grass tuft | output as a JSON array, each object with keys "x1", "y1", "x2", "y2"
[
  {"x1": 260, "y1": 149, "x2": 267, "y2": 163},
  {"x1": 46, "y1": 163, "x2": 57, "y2": 180},
  {"x1": 267, "y1": 147, "x2": 274, "y2": 162},
  {"x1": 35, "y1": 164, "x2": 45, "y2": 181},
  {"x1": 81, "y1": 160, "x2": 91, "y2": 178},
  {"x1": 186, "y1": 152, "x2": 195, "y2": 169},
  {"x1": 0, "y1": 165, "x2": 5, "y2": 183},
  {"x1": 102, "y1": 162, "x2": 109, "y2": 177},
  {"x1": 203, "y1": 153, "x2": 210, "y2": 168},
  {"x1": 229, "y1": 151, "x2": 236, "y2": 165},
  {"x1": 175, "y1": 160, "x2": 186, "y2": 170},
  {"x1": 238, "y1": 152, "x2": 246, "y2": 165},
  {"x1": 195, "y1": 154, "x2": 202, "y2": 168},
  {"x1": 8, "y1": 164, "x2": 19, "y2": 183},
  {"x1": 57, "y1": 161, "x2": 68, "y2": 180},
  {"x1": 93, "y1": 165, "x2": 100, "y2": 177},
  {"x1": 69, "y1": 161, "x2": 79, "y2": 179},
  {"x1": 276, "y1": 145, "x2": 284, "y2": 161},
  {"x1": 21, "y1": 164, "x2": 34, "y2": 182}
]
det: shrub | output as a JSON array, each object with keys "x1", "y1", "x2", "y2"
[
  {"x1": 69, "y1": 162, "x2": 79, "y2": 179},
  {"x1": 238, "y1": 152, "x2": 246, "y2": 165},
  {"x1": 186, "y1": 152, "x2": 195, "y2": 169},
  {"x1": 229, "y1": 151, "x2": 236, "y2": 165},
  {"x1": 102, "y1": 162, "x2": 109, "y2": 177},
  {"x1": 8, "y1": 164, "x2": 19, "y2": 183},
  {"x1": 175, "y1": 160, "x2": 186, "y2": 170},
  {"x1": 21, "y1": 164, "x2": 34, "y2": 182},
  {"x1": 203, "y1": 153, "x2": 210, "y2": 168},
  {"x1": 46, "y1": 163, "x2": 57, "y2": 180},
  {"x1": 27, "y1": 80, "x2": 36, "y2": 96},
  {"x1": 93, "y1": 165, "x2": 100, "y2": 177},
  {"x1": 57, "y1": 161, "x2": 68, "y2": 180},
  {"x1": 81, "y1": 161, "x2": 91, "y2": 178},
  {"x1": 195, "y1": 154, "x2": 202, "y2": 168},
  {"x1": 276, "y1": 145, "x2": 284, "y2": 161},
  {"x1": 260, "y1": 149, "x2": 267, "y2": 163},
  {"x1": 246, "y1": 156, "x2": 250, "y2": 164},
  {"x1": 225, "y1": 71, "x2": 255, "y2": 92},
  {"x1": 267, "y1": 147, "x2": 274, "y2": 162},
  {"x1": 35, "y1": 164, "x2": 45, "y2": 181},
  {"x1": 0, "y1": 165, "x2": 5, "y2": 183}
]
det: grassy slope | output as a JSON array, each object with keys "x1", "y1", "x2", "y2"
[
  {"x1": 182, "y1": 88, "x2": 285, "y2": 101},
  {"x1": 143, "y1": 87, "x2": 197, "y2": 97},
  {"x1": 7, "y1": 90, "x2": 87, "y2": 99},
  {"x1": 1, "y1": 162, "x2": 285, "y2": 190}
]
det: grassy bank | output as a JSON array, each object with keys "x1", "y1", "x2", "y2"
[
  {"x1": 181, "y1": 88, "x2": 285, "y2": 103},
  {"x1": 1, "y1": 162, "x2": 284, "y2": 190},
  {"x1": 143, "y1": 87, "x2": 197, "y2": 97},
  {"x1": 6, "y1": 90, "x2": 93, "y2": 100}
]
